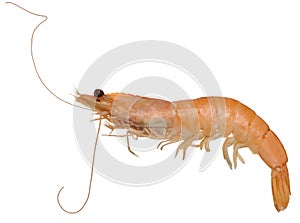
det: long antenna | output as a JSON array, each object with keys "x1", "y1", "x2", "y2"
[
  {"x1": 6, "y1": 2, "x2": 99, "y2": 214},
  {"x1": 57, "y1": 119, "x2": 101, "y2": 214},
  {"x1": 5, "y1": 2, "x2": 91, "y2": 110}
]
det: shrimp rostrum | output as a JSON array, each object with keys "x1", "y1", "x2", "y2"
[{"x1": 76, "y1": 89, "x2": 290, "y2": 212}]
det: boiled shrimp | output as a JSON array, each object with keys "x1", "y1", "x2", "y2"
[
  {"x1": 76, "y1": 90, "x2": 290, "y2": 212},
  {"x1": 7, "y1": 2, "x2": 290, "y2": 214}
]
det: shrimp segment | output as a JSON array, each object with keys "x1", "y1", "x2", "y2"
[{"x1": 76, "y1": 90, "x2": 290, "y2": 212}]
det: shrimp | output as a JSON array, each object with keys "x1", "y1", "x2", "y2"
[
  {"x1": 76, "y1": 90, "x2": 290, "y2": 212},
  {"x1": 7, "y1": 2, "x2": 290, "y2": 213}
]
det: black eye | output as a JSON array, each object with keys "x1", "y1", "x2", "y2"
[{"x1": 94, "y1": 89, "x2": 104, "y2": 98}]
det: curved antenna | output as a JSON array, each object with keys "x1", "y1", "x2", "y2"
[
  {"x1": 57, "y1": 118, "x2": 101, "y2": 214},
  {"x1": 5, "y1": 2, "x2": 91, "y2": 111}
]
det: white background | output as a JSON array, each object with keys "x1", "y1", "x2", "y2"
[{"x1": 1, "y1": 0, "x2": 300, "y2": 222}]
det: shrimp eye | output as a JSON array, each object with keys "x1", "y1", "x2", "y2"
[{"x1": 94, "y1": 89, "x2": 104, "y2": 98}]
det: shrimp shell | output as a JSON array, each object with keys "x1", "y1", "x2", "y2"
[{"x1": 76, "y1": 91, "x2": 290, "y2": 212}]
